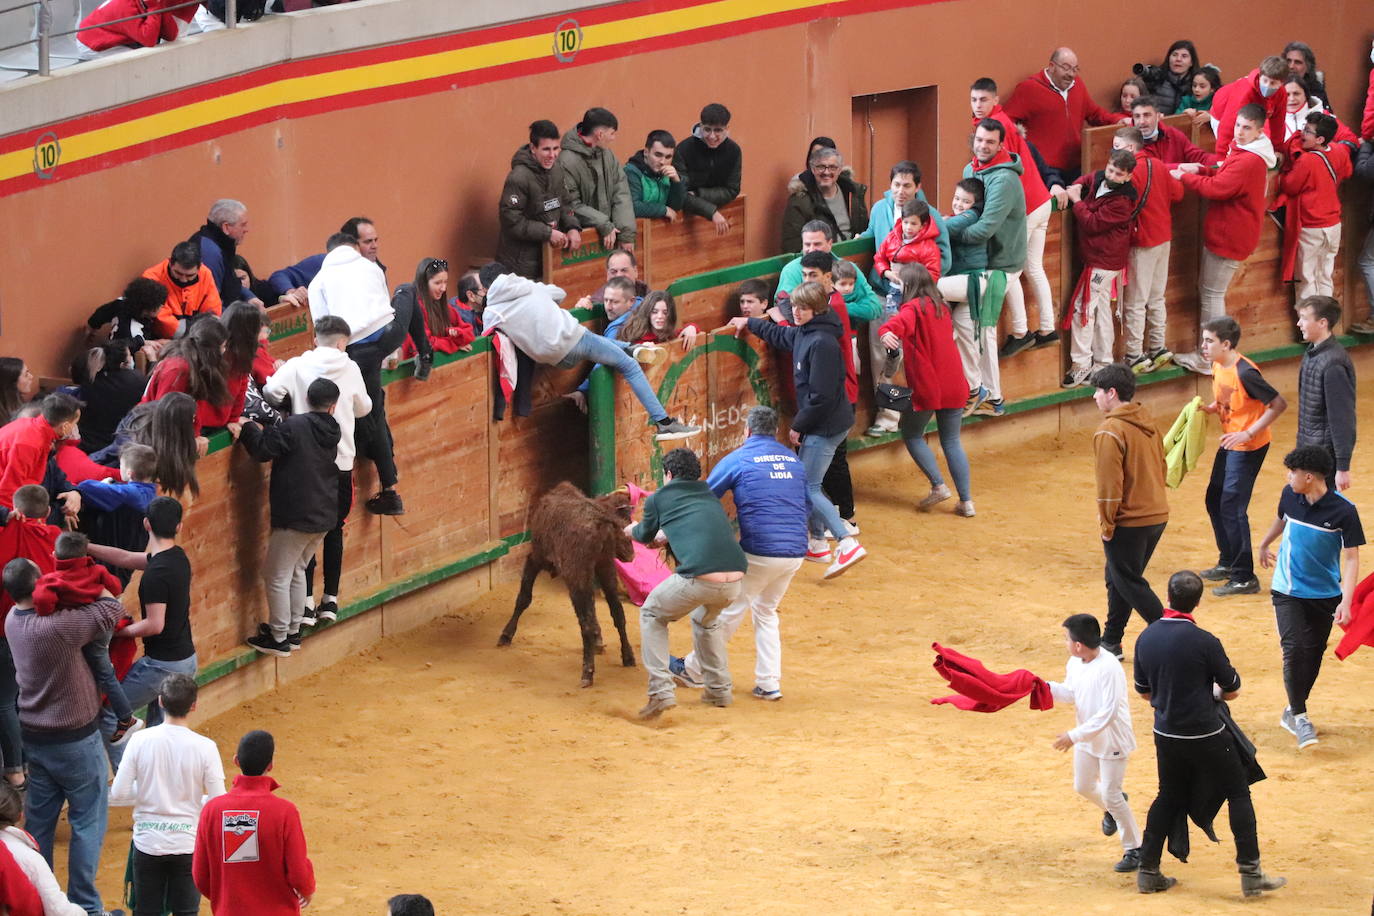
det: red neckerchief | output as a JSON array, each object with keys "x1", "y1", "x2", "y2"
[
  {"x1": 1162, "y1": 608, "x2": 1195, "y2": 622},
  {"x1": 971, "y1": 149, "x2": 1013, "y2": 173}
]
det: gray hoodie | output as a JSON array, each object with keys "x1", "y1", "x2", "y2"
[
  {"x1": 557, "y1": 129, "x2": 637, "y2": 244},
  {"x1": 481, "y1": 274, "x2": 586, "y2": 364}
]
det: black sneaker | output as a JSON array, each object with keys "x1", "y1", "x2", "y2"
[
  {"x1": 287, "y1": 631, "x2": 302, "y2": 651},
  {"x1": 999, "y1": 332, "x2": 1036, "y2": 358},
  {"x1": 1199, "y1": 565, "x2": 1231, "y2": 582},
  {"x1": 654, "y1": 418, "x2": 700, "y2": 441},
  {"x1": 1102, "y1": 791, "x2": 1128, "y2": 836},
  {"x1": 1032, "y1": 330, "x2": 1060, "y2": 349},
  {"x1": 1100, "y1": 640, "x2": 1123, "y2": 660},
  {"x1": 365, "y1": 489, "x2": 405, "y2": 515},
  {"x1": 1213, "y1": 578, "x2": 1260, "y2": 597},
  {"x1": 1114, "y1": 848, "x2": 1142, "y2": 873},
  {"x1": 247, "y1": 631, "x2": 291, "y2": 658},
  {"x1": 316, "y1": 600, "x2": 338, "y2": 622},
  {"x1": 412, "y1": 353, "x2": 434, "y2": 382},
  {"x1": 299, "y1": 606, "x2": 318, "y2": 627}
]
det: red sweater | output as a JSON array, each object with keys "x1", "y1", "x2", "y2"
[
  {"x1": 1140, "y1": 123, "x2": 1220, "y2": 168},
  {"x1": 0, "y1": 518, "x2": 60, "y2": 621},
  {"x1": 1211, "y1": 68, "x2": 1286, "y2": 151},
  {"x1": 77, "y1": 0, "x2": 179, "y2": 51},
  {"x1": 1130, "y1": 156, "x2": 1184, "y2": 248},
  {"x1": 1278, "y1": 144, "x2": 1351, "y2": 229},
  {"x1": 0, "y1": 417, "x2": 60, "y2": 509},
  {"x1": 401, "y1": 304, "x2": 477, "y2": 357},
  {"x1": 982, "y1": 106, "x2": 1052, "y2": 209},
  {"x1": 1070, "y1": 172, "x2": 1137, "y2": 270},
  {"x1": 878, "y1": 296, "x2": 966, "y2": 411},
  {"x1": 1363, "y1": 69, "x2": 1374, "y2": 140},
  {"x1": 828, "y1": 292, "x2": 859, "y2": 405},
  {"x1": 55, "y1": 440, "x2": 122, "y2": 484},
  {"x1": 33, "y1": 556, "x2": 124, "y2": 616},
  {"x1": 873, "y1": 218, "x2": 942, "y2": 280},
  {"x1": 142, "y1": 357, "x2": 248, "y2": 433},
  {"x1": 194, "y1": 775, "x2": 316, "y2": 916},
  {"x1": 1178, "y1": 142, "x2": 1273, "y2": 261},
  {"x1": 1003, "y1": 70, "x2": 1122, "y2": 171}
]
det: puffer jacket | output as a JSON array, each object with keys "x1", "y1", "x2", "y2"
[
  {"x1": 557, "y1": 130, "x2": 636, "y2": 245},
  {"x1": 779, "y1": 168, "x2": 868, "y2": 253},
  {"x1": 1296, "y1": 337, "x2": 1357, "y2": 473},
  {"x1": 496, "y1": 144, "x2": 580, "y2": 279}
]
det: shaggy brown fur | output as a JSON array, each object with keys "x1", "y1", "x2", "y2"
[{"x1": 497, "y1": 482, "x2": 636, "y2": 686}]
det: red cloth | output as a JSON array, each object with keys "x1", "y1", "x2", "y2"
[
  {"x1": 1363, "y1": 69, "x2": 1374, "y2": 140},
  {"x1": 829, "y1": 292, "x2": 859, "y2": 405},
  {"x1": 1178, "y1": 146, "x2": 1270, "y2": 261},
  {"x1": 55, "y1": 440, "x2": 121, "y2": 484},
  {"x1": 401, "y1": 303, "x2": 476, "y2": 357},
  {"x1": 142, "y1": 357, "x2": 247, "y2": 433},
  {"x1": 1335, "y1": 571, "x2": 1374, "y2": 660},
  {"x1": 873, "y1": 217, "x2": 942, "y2": 281},
  {"x1": 0, "y1": 838, "x2": 41, "y2": 916},
  {"x1": 1070, "y1": 171, "x2": 1137, "y2": 270},
  {"x1": 1130, "y1": 156, "x2": 1185, "y2": 248},
  {"x1": 0, "y1": 517, "x2": 60, "y2": 621},
  {"x1": 930, "y1": 642, "x2": 1053, "y2": 712},
  {"x1": 1211, "y1": 68, "x2": 1286, "y2": 151},
  {"x1": 77, "y1": 0, "x2": 180, "y2": 52},
  {"x1": 1278, "y1": 144, "x2": 1350, "y2": 229},
  {"x1": 1140, "y1": 123, "x2": 1220, "y2": 168},
  {"x1": 1002, "y1": 70, "x2": 1122, "y2": 171},
  {"x1": 1162, "y1": 608, "x2": 1195, "y2": 621},
  {"x1": 110, "y1": 616, "x2": 138, "y2": 681},
  {"x1": 194, "y1": 775, "x2": 316, "y2": 916},
  {"x1": 878, "y1": 296, "x2": 966, "y2": 411},
  {"x1": 981, "y1": 106, "x2": 1052, "y2": 209},
  {"x1": 32, "y1": 556, "x2": 124, "y2": 616},
  {"x1": 0, "y1": 417, "x2": 60, "y2": 509},
  {"x1": 252, "y1": 343, "x2": 277, "y2": 388}
]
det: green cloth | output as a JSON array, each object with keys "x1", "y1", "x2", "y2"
[
  {"x1": 625, "y1": 155, "x2": 686, "y2": 218},
  {"x1": 1163, "y1": 396, "x2": 1208, "y2": 488},
  {"x1": 632, "y1": 478, "x2": 747, "y2": 577},
  {"x1": 1175, "y1": 94, "x2": 1214, "y2": 114},
  {"x1": 964, "y1": 269, "x2": 1008, "y2": 333}
]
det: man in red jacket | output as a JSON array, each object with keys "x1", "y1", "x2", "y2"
[
  {"x1": 1062, "y1": 150, "x2": 1138, "y2": 388},
  {"x1": 1003, "y1": 47, "x2": 1126, "y2": 184},
  {"x1": 1171, "y1": 105, "x2": 1277, "y2": 375},
  {"x1": 1210, "y1": 56, "x2": 1289, "y2": 152},
  {"x1": 1113, "y1": 127, "x2": 1184, "y2": 374},
  {"x1": 1278, "y1": 114, "x2": 1351, "y2": 300},
  {"x1": 1130, "y1": 97, "x2": 1219, "y2": 168},
  {"x1": 194, "y1": 730, "x2": 315, "y2": 915},
  {"x1": 970, "y1": 77, "x2": 1060, "y2": 354},
  {"x1": 0, "y1": 394, "x2": 81, "y2": 510}
]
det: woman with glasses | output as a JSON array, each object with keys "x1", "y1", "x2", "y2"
[{"x1": 397, "y1": 258, "x2": 475, "y2": 362}]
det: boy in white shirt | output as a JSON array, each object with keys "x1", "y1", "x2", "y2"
[
  {"x1": 110, "y1": 673, "x2": 226, "y2": 916},
  {"x1": 1049, "y1": 613, "x2": 1141, "y2": 873}
]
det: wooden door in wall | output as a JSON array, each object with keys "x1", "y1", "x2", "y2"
[{"x1": 849, "y1": 86, "x2": 940, "y2": 214}]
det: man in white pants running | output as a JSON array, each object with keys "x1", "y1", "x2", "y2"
[
  {"x1": 670, "y1": 407, "x2": 809, "y2": 701},
  {"x1": 1049, "y1": 613, "x2": 1142, "y2": 874}
]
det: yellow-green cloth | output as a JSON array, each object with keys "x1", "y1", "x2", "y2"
[{"x1": 1163, "y1": 396, "x2": 1208, "y2": 488}]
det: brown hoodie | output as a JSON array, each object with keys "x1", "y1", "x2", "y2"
[{"x1": 1093, "y1": 402, "x2": 1169, "y2": 539}]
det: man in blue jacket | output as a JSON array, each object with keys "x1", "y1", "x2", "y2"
[
  {"x1": 726, "y1": 281, "x2": 868, "y2": 579},
  {"x1": 670, "y1": 406, "x2": 809, "y2": 701}
]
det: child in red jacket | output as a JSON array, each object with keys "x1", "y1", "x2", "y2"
[
  {"x1": 1277, "y1": 113, "x2": 1351, "y2": 300},
  {"x1": 1114, "y1": 127, "x2": 1184, "y2": 375},
  {"x1": 1062, "y1": 149, "x2": 1139, "y2": 388},
  {"x1": 77, "y1": 0, "x2": 181, "y2": 55},
  {"x1": 875, "y1": 199, "x2": 943, "y2": 309}
]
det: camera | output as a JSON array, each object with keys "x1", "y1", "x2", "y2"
[{"x1": 1133, "y1": 63, "x2": 1168, "y2": 90}]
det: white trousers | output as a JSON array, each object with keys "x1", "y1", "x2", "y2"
[
  {"x1": 683, "y1": 553, "x2": 802, "y2": 693},
  {"x1": 941, "y1": 273, "x2": 1003, "y2": 401},
  {"x1": 1020, "y1": 198, "x2": 1055, "y2": 334},
  {"x1": 1068, "y1": 268, "x2": 1120, "y2": 376},
  {"x1": 1073, "y1": 747, "x2": 1140, "y2": 851},
  {"x1": 1122, "y1": 242, "x2": 1170, "y2": 357},
  {"x1": 1296, "y1": 224, "x2": 1342, "y2": 301}
]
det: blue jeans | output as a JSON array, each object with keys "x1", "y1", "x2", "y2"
[
  {"x1": 798, "y1": 429, "x2": 850, "y2": 539},
  {"x1": 1204, "y1": 444, "x2": 1268, "y2": 581},
  {"x1": 900, "y1": 408, "x2": 971, "y2": 501},
  {"x1": 555, "y1": 330, "x2": 668, "y2": 423},
  {"x1": 24, "y1": 730, "x2": 109, "y2": 915},
  {"x1": 101, "y1": 653, "x2": 198, "y2": 770}
]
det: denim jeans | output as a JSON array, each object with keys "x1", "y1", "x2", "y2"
[
  {"x1": 555, "y1": 330, "x2": 668, "y2": 422},
  {"x1": 797, "y1": 428, "x2": 850, "y2": 539},
  {"x1": 101, "y1": 653, "x2": 199, "y2": 770},
  {"x1": 1359, "y1": 225, "x2": 1374, "y2": 319},
  {"x1": 1204, "y1": 445, "x2": 1268, "y2": 581},
  {"x1": 900, "y1": 408, "x2": 971, "y2": 501},
  {"x1": 25, "y1": 730, "x2": 109, "y2": 915}
]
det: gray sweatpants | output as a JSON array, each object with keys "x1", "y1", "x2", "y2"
[
  {"x1": 264, "y1": 528, "x2": 327, "y2": 641},
  {"x1": 640, "y1": 574, "x2": 742, "y2": 701}
]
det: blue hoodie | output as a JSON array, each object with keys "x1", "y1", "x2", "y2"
[
  {"x1": 707, "y1": 434, "x2": 809, "y2": 558},
  {"x1": 861, "y1": 188, "x2": 952, "y2": 291}
]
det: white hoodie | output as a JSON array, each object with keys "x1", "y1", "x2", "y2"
[
  {"x1": 1236, "y1": 132, "x2": 1278, "y2": 169},
  {"x1": 1, "y1": 826, "x2": 84, "y2": 916},
  {"x1": 263, "y1": 345, "x2": 373, "y2": 471},
  {"x1": 307, "y1": 246, "x2": 394, "y2": 343},
  {"x1": 481, "y1": 273, "x2": 586, "y2": 364}
]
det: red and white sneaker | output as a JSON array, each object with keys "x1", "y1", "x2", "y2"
[
  {"x1": 824, "y1": 537, "x2": 867, "y2": 579},
  {"x1": 805, "y1": 538, "x2": 832, "y2": 563}
]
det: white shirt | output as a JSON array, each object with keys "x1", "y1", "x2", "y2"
[
  {"x1": 0, "y1": 827, "x2": 84, "y2": 915},
  {"x1": 1049, "y1": 651, "x2": 1136, "y2": 759},
  {"x1": 109, "y1": 723, "x2": 227, "y2": 856}
]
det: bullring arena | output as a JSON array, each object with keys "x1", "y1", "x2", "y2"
[{"x1": 2, "y1": 0, "x2": 1374, "y2": 913}]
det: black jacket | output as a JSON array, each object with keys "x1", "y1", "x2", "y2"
[
  {"x1": 1296, "y1": 336, "x2": 1357, "y2": 472},
  {"x1": 1356, "y1": 141, "x2": 1374, "y2": 225},
  {"x1": 496, "y1": 145, "x2": 580, "y2": 280},
  {"x1": 747, "y1": 310, "x2": 853, "y2": 437},
  {"x1": 240, "y1": 411, "x2": 341, "y2": 532},
  {"x1": 673, "y1": 128, "x2": 742, "y2": 219},
  {"x1": 77, "y1": 368, "x2": 147, "y2": 454}
]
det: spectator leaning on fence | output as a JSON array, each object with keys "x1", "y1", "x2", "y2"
[
  {"x1": 672, "y1": 102, "x2": 741, "y2": 234},
  {"x1": 559, "y1": 108, "x2": 636, "y2": 252},
  {"x1": 496, "y1": 119, "x2": 583, "y2": 280}
]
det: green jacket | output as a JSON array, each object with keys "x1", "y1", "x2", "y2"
[
  {"x1": 624, "y1": 151, "x2": 687, "y2": 218},
  {"x1": 631, "y1": 478, "x2": 747, "y2": 577},
  {"x1": 959, "y1": 154, "x2": 1028, "y2": 272},
  {"x1": 943, "y1": 209, "x2": 987, "y2": 274},
  {"x1": 558, "y1": 129, "x2": 637, "y2": 244}
]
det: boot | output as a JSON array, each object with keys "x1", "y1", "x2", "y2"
[
  {"x1": 1137, "y1": 867, "x2": 1176, "y2": 894},
  {"x1": 1239, "y1": 860, "x2": 1286, "y2": 897}
]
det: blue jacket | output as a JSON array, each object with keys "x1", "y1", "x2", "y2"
[
  {"x1": 75, "y1": 479, "x2": 157, "y2": 513},
  {"x1": 861, "y1": 189, "x2": 952, "y2": 291},
  {"x1": 707, "y1": 435, "x2": 809, "y2": 558},
  {"x1": 191, "y1": 224, "x2": 252, "y2": 304},
  {"x1": 747, "y1": 310, "x2": 853, "y2": 437},
  {"x1": 268, "y1": 253, "x2": 327, "y2": 298}
]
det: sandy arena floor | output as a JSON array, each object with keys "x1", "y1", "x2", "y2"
[{"x1": 88, "y1": 397, "x2": 1374, "y2": 914}]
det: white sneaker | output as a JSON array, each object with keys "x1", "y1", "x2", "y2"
[
  {"x1": 632, "y1": 344, "x2": 667, "y2": 367},
  {"x1": 805, "y1": 538, "x2": 831, "y2": 563},
  {"x1": 1172, "y1": 351, "x2": 1212, "y2": 376},
  {"x1": 824, "y1": 537, "x2": 867, "y2": 579}
]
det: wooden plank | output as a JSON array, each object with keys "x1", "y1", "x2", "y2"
[
  {"x1": 263, "y1": 300, "x2": 312, "y2": 363},
  {"x1": 541, "y1": 225, "x2": 648, "y2": 298},
  {"x1": 642, "y1": 197, "x2": 746, "y2": 287}
]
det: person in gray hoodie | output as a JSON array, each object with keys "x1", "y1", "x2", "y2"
[
  {"x1": 558, "y1": 108, "x2": 636, "y2": 250},
  {"x1": 477, "y1": 262, "x2": 696, "y2": 441}
]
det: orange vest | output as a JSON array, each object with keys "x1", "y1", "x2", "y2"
[
  {"x1": 1211, "y1": 354, "x2": 1271, "y2": 451},
  {"x1": 142, "y1": 260, "x2": 222, "y2": 338}
]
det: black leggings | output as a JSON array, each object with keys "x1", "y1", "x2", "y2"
[
  {"x1": 132, "y1": 850, "x2": 199, "y2": 916},
  {"x1": 306, "y1": 469, "x2": 355, "y2": 599},
  {"x1": 822, "y1": 438, "x2": 854, "y2": 520},
  {"x1": 346, "y1": 291, "x2": 429, "y2": 489},
  {"x1": 1273, "y1": 592, "x2": 1337, "y2": 715}
]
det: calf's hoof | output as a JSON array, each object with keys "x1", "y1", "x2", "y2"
[
  {"x1": 580, "y1": 674, "x2": 594, "y2": 688},
  {"x1": 496, "y1": 636, "x2": 512, "y2": 647},
  {"x1": 621, "y1": 653, "x2": 636, "y2": 668}
]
